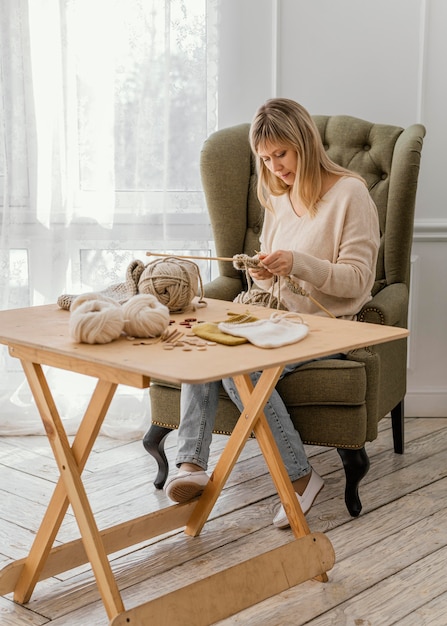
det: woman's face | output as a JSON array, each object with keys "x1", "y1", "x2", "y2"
[{"x1": 257, "y1": 142, "x2": 298, "y2": 186}]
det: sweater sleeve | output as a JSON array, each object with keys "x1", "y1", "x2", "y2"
[{"x1": 290, "y1": 183, "x2": 379, "y2": 299}]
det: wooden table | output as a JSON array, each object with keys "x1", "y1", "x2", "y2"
[{"x1": 0, "y1": 299, "x2": 408, "y2": 625}]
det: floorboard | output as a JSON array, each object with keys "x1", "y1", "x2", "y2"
[{"x1": 1, "y1": 417, "x2": 446, "y2": 625}]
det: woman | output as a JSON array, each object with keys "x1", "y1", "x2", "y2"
[{"x1": 164, "y1": 98, "x2": 380, "y2": 528}]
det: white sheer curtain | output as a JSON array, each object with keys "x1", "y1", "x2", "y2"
[{"x1": 0, "y1": 0, "x2": 218, "y2": 437}]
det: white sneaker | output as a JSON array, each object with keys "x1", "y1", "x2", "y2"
[
  {"x1": 273, "y1": 470, "x2": 324, "y2": 529},
  {"x1": 164, "y1": 470, "x2": 209, "y2": 503}
]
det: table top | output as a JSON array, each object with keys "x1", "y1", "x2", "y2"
[{"x1": 0, "y1": 298, "x2": 408, "y2": 386}]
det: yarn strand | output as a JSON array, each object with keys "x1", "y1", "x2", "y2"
[{"x1": 232, "y1": 253, "x2": 335, "y2": 318}]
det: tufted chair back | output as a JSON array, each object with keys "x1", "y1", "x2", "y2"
[
  {"x1": 314, "y1": 116, "x2": 418, "y2": 296},
  {"x1": 145, "y1": 115, "x2": 425, "y2": 517}
]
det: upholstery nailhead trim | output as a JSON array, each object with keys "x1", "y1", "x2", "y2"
[
  {"x1": 151, "y1": 421, "x2": 366, "y2": 448},
  {"x1": 151, "y1": 420, "x2": 182, "y2": 430},
  {"x1": 348, "y1": 345, "x2": 376, "y2": 357},
  {"x1": 151, "y1": 420, "x2": 240, "y2": 437},
  {"x1": 302, "y1": 440, "x2": 364, "y2": 449},
  {"x1": 358, "y1": 307, "x2": 385, "y2": 324}
]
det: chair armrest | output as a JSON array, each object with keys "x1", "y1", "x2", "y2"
[
  {"x1": 203, "y1": 276, "x2": 244, "y2": 302},
  {"x1": 204, "y1": 279, "x2": 409, "y2": 326},
  {"x1": 357, "y1": 283, "x2": 408, "y2": 327}
]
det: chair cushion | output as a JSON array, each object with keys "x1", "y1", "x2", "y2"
[
  {"x1": 277, "y1": 359, "x2": 366, "y2": 405},
  {"x1": 149, "y1": 358, "x2": 369, "y2": 448}
]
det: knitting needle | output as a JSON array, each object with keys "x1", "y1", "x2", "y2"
[
  {"x1": 146, "y1": 251, "x2": 234, "y2": 262},
  {"x1": 147, "y1": 251, "x2": 335, "y2": 318},
  {"x1": 306, "y1": 295, "x2": 336, "y2": 319}
]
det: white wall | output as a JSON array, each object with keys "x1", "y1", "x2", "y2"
[{"x1": 218, "y1": 0, "x2": 447, "y2": 417}]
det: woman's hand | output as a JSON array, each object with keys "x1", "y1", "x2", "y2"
[
  {"x1": 249, "y1": 264, "x2": 273, "y2": 280},
  {"x1": 255, "y1": 250, "x2": 293, "y2": 277}
]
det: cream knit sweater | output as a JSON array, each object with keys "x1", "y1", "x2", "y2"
[{"x1": 255, "y1": 176, "x2": 380, "y2": 319}]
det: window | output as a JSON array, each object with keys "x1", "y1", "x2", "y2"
[
  {"x1": 1, "y1": 0, "x2": 218, "y2": 305},
  {"x1": 0, "y1": 0, "x2": 219, "y2": 434}
]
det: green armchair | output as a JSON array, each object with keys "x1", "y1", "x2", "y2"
[{"x1": 144, "y1": 116, "x2": 425, "y2": 517}]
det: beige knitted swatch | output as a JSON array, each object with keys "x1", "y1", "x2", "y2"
[{"x1": 57, "y1": 260, "x2": 145, "y2": 310}]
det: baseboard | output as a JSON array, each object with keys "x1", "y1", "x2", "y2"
[{"x1": 405, "y1": 390, "x2": 447, "y2": 417}]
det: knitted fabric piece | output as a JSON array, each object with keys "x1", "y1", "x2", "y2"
[
  {"x1": 191, "y1": 322, "x2": 248, "y2": 346},
  {"x1": 233, "y1": 288, "x2": 287, "y2": 310},
  {"x1": 218, "y1": 312, "x2": 309, "y2": 349},
  {"x1": 191, "y1": 312, "x2": 260, "y2": 346},
  {"x1": 57, "y1": 260, "x2": 145, "y2": 310}
]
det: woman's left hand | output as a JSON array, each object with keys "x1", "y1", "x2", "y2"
[{"x1": 258, "y1": 250, "x2": 293, "y2": 276}]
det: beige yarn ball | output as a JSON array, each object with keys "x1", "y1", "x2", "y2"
[
  {"x1": 69, "y1": 293, "x2": 124, "y2": 344},
  {"x1": 138, "y1": 258, "x2": 199, "y2": 312},
  {"x1": 122, "y1": 294, "x2": 170, "y2": 338}
]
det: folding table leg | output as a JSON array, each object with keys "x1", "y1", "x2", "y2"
[
  {"x1": 236, "y1": 373, "x2": 328, "y2": 581},
  {"x1": 14, "y1": 373, "x2": 118, "y2": 603},
  {"x1": 185, "y1": 367, "x2": 283, "y2": 537},
  {"x1": 17, "y1": 361, "x2": 124, "y2": 620},
  {"x1": 110, "y1": 367, "x2": 333, "y2": 624},
  {"x1": 237, "y1": 374, "x2": 329, "y2": 582}
]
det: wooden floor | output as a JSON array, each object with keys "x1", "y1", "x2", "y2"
[{"x1": 1, "y1": 416, "x2": 447, "y2": 625}]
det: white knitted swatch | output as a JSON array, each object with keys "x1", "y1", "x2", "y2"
[{"x1": 218, "y1": 312, "x2": 309, "y2": 349}]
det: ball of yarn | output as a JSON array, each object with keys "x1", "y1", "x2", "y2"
[
  {"x1": 138, "y1": 258, "x2": 199, "y2": 312},
  {"x1": 70, "y1": 292, "x2": 117, "y2": 312},
  {"x1": 69, "y1": 293, "x2": 124, "y2": 344},
  {"x1": 122, "y1": 294, "x2": 170, "y2": 338}
]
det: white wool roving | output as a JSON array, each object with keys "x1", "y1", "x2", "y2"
[
  {"x1": 70, "y1": 292, "x2": 119, "y2": 312},
  {"x1": 122, "y1": 294, "x2": 170, "y2": 337},
  {"x1": 69, "y1": 293, "x2": 125, "y2": 344}
]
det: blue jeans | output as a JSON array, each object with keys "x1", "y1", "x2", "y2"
[{"x1": 176, "y1": 354, "x2": 345, "y2": 482}]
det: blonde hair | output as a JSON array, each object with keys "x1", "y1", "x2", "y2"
[{"x1": 249, "y1": 98, "x2": 364, "y2": 216}]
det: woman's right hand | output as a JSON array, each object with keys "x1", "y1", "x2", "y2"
[
  {"x1": 249, "y1": 253, "x2": 273, "y2": 280},
  {"x1": 249, "y1": 265, "x2": 273, "y2": 280}
]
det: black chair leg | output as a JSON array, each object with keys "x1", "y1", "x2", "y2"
[
  {"x1": 337, "y1": 447, "x2": 370, "y2": 517},
  {"x1": 391, "y1": 399, "x2": 404, "y2": 454},
  {"x1": 143, "y1": 424, "x2": 172, "y2": 489}
]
